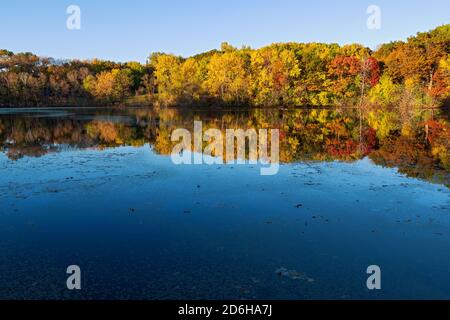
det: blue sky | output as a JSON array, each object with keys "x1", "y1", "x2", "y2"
[{"x1": 1, "y1": 0, "x2": 449, "y2": 62}]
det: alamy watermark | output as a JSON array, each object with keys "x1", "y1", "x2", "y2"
[
  {"x1": 66, "y1": 5, "x2": 81, "y2": 30},
  {"x1": 366, "y1": 265, "x2": 381, "y2": 290},
  {"x1": 170, "y1": 121, "x2": 280, "y2": 176},
  {"x1": 66, "y1": 265, "x2": 81, "y2": 290},
  {"x1": 366, "y1": 5, "x2": 381, "y2": 30}
]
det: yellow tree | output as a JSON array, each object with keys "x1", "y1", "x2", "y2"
[
  {"x1": 83, "y1": 69, "x2": 131, "y2": 103},
  {"x1": 152, "y1": 54, "x2": 182, "y2": 106},
  {"x1": 204, "y1": 51, "x2": 249, "y2": 105},
  {"x1": 250, "y1": 46, "x2": 300, "y2": 106},
  {"x1": 179, "y1": 58, "x2": 203, "y2": 104}
]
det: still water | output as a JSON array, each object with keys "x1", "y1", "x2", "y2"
[{"x1": 0, "y1": 108, "x2": 449, "y2": 299}]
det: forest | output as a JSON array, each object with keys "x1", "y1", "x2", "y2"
[{"x1": 1, "y1": 24, "x2": 449, "y2": 110}]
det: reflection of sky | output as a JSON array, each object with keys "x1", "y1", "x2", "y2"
[
  {"x1": 0, "y1": 144, "x2": 449, "y2": 299},
  {"x1": 1, "y1": 0, "x2": 449, "y2": 62}
]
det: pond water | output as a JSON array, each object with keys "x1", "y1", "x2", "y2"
[{"x1": 0, "y1": 107, "x2": 449, "y2": 300}]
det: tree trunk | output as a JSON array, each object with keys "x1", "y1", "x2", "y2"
[{"x1": 428, "y1": 69, "x2": 434, "y2": 91}]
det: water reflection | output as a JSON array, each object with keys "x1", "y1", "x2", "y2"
[{"x1": 0, "y1": 107, "x2": 448, "y2": 186}]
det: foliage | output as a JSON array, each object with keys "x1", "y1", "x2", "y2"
[{"x1": 0, "y1": 24, "x2": 449, "y2": 115}]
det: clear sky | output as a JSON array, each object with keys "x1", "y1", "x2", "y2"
[{"x1": 1, "y1": 0, "x2": 449, "y2": 63}]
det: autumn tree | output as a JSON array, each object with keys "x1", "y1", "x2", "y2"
[
  {"x1": 83, "y1": 69, "x2": 132, "y2": 103},
  {"x1": 328, "y1": 56, "x2": 361, "y2": 99},
  {"x1": 204, "y1": 51, "x2": 249, "y2": 105},
  {"x1": 249, "y1": 46, "x2": 300, "y2": 106},
  {"x1": 151, "y1": 54, "x2": 183, "y2": 106}
]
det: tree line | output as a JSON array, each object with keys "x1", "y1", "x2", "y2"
[
  {"x1": 0, "y1": 25, "x2": 449, "y2": 109},
  {"x1": 0, "y1": 53, "x2": 154, "y2": 106}
]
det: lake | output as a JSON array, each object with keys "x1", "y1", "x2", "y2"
[{"x1": 0, "y1": 107, "x2": 449, "y2": 300}]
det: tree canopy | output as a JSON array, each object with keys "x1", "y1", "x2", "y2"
[{"x1": 0, "y1": 24, "x2": 449, "y2": 109}]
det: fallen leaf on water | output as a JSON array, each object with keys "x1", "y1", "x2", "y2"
[{"x1": 275, "y1": 267, "x2": 314, "y2": 282}]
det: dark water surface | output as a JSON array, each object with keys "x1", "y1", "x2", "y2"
[{"x1": 0, "y1": 107, "x2": 449, "y2": 299}]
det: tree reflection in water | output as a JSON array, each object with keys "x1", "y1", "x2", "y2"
[{"x1": 0, "y1": 107, "x2": 448, "y2": 186}]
